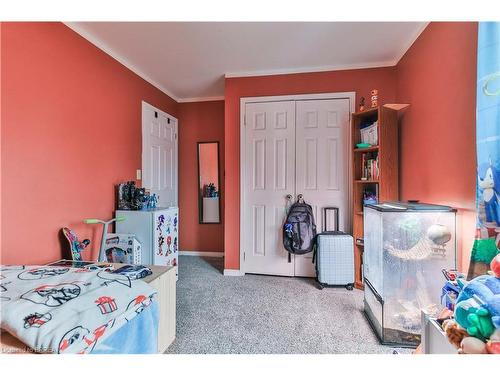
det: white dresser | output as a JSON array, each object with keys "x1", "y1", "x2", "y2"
[{"x1": 116, "y1": 207, "x2": 179, "y2": 279}]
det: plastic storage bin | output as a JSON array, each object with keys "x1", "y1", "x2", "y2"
[
  {"x1": 363, "y1": 202, "x2": 456, "y2": 347},
  {"x1": 360, "y1": 121, "x2": 378, "y2": 145}
]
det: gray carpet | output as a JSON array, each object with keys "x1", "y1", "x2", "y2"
[{"x1": 166, "y1": 256, "x2": 412, "y2": 354}]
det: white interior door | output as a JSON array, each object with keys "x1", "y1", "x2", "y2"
[
  {"x1": 142, "y1": 102, "x2": 178, "y2": 208},
  {"x1": 294, "y1": 99, "x2": 350, "y2": 277},
  {"x1": 243, "y1": 101, "x2": 295, "y2": 276}
]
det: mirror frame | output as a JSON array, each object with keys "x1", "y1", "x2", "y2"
[{"x1": 197, "y1": 141, "x2": 221, "y2": 224}]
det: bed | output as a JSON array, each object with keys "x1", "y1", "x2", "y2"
[{"x1": 0, "y1": 265, "x2": 160, "y2": 354}]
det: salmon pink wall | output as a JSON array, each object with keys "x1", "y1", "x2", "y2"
[
  {"x1": 224, "y1": 67, "x2": 398, "y2": 270},
  {"x1": 1, "y1": 22, "x2": 178, "y2": 264},
  {"x1": 396, "y1": 22, "x2": 478, "y2": 271},
  {"x1": 178, "y1": 101, "x2": 224, "y2": 253}
]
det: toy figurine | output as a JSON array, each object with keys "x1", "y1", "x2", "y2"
[
  {"x1": 371, "y1": 89, "x2": 378, "y2": 108},
  {"x1": 117, "y1": 181, "x2": 149, "y2": 210},
  {"x1": 359, "y1": 97, "x2": 365, "y2": 111}
]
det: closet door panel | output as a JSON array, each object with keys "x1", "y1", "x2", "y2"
[
  {"x1": 243, "y1": 101, "x2": 296, "y2": 276},
  {"x1": 294, "y1": 99, "x2": 350, "y2": 277}
]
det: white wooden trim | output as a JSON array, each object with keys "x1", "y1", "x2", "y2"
[
  {"x1": 179, "y1": 251, "x2": 224, "y2": 258},
  {"x1": 225, "y1": 61, "x2": 395, "y2": 79},
  {"x1": 178, "y1": 96, "x2": 225, "y2": 103},
  {"x1": 239, "y1": 92, "x2": 355, "y2": 275},
  {"x1": 223, "y1": 269, "x2": 245, "y2": 276}
]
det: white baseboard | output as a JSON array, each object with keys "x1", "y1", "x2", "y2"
[
  {"x1": 223, "y1": 269, "x2": 244, "y2": 276},
  {"x1": 179, "y1": 251, "x2": 224, "y2": 258}
]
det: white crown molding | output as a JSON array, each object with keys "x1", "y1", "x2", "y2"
[
  {"x1": 179, "y1": 251, "x2": 224, "y2": 258},
  {"x1": 224, "y1": 60, "x2": 397, "y2": 79},
  {"x1": 178, "y1": 96, "x2": 225, "y2": 103},
  {"x1": 393, "y1": 22, "x2": 430, "y2": 65},
  {"x1": 64, "y1": 22, "x2": 181, "y2": 102}
]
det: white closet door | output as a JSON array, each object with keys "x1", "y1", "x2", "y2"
[
  {"x1": 243, "y1": 101, "x2": 295, "y2": 276},
  {"x1": 142, "y1": 102, "x2": 178, "y2": 208},
  {"x1": 294, "y1": 99, "x2": 350, "y2": 277}
]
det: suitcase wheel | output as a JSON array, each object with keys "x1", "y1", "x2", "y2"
[
  {"x1": 345, "y1": 284, "x2": 354, "y2": 291},
  {"x1": 317, "y1": 283, "x2": 324, "y2": 290}
]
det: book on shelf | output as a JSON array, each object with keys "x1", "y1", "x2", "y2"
[{"x1": 360, "y1": 152, "x2": 379, "y2": 181}]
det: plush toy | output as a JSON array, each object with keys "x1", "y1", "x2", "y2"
[
  {"x1": 486, "y1": 329, "x2": 500, "y2": 354},
  {"x1": 459, "y1": 336, "x2": 488, "y2": 354},
  {"x1": 454, "y1": 275, "x2": 500, "y2": 340},
  {"x1": 491, "y1": 253, "x2": 500, "y2": 278},
  {"x1": 454, "y1": 298, "x2": 495, "y2": 340},
  {"x1": 442, "y1": 319, "x2": 469, "y2": 349}
]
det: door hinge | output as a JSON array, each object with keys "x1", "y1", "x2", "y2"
[
  {"x1": 244, "y1": 117, "x2": 246, "y2": 126},
  {"x1": 174, "y1": 133, "x2": 177, "y2": 140},
  {"x1": 243, "y1": 252, "x2": 246, "y2": 261}
]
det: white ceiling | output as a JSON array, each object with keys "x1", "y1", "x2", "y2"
[{"x1": 66, "y1": 22, "x2": 427, "y2": 102}]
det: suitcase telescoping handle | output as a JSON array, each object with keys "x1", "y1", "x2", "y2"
[{"x1": 322, "y1": 207, "x2": 339, "y2": 232}]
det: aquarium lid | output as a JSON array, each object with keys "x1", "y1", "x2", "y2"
[{"x1": 365, "y1": 201, "x2": 457, "y2": 212}]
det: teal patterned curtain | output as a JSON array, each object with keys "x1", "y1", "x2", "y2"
[{"x1": 470, "y1": 22, "x2": 500, "y2": 278}]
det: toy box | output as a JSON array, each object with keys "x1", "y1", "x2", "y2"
[{"x1": 104, "y1": 234, "x2": 142, "y2": 264}]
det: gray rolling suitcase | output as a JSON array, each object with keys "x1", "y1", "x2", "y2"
[{"x1": 313, "y1": 207, "x2": 354, "y2": 290}]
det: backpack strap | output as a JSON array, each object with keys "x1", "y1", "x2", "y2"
[{"x1": 312, "y1": 236, "x2": 317, "y2": 264}]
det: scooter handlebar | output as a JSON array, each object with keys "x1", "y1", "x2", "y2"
[
  {"x1": 83, "y1": 219, "x2": 101, "y2": 224},
  {"x1": 84, "y1": 217, "x2": 126, "y2": 224}
]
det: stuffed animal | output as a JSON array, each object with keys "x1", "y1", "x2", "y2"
[
  {"x1": 454, "y1": 275, "x2": 500, "y2": 340},
  {"x1": 442, "y1": 319, "x2": 469, "y2": 348},
  {"x1": 491, "y1": 253, "x2": 500, "y2": 278},
  {"x1": 486, "y1": 329, "x2": 500, "y2": 354},
  {"x1": 459, "y1": 336, "x2": 488, "y2": 354}
]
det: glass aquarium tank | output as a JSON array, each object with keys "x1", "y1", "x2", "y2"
[{"x1": 363, "y1": 202, "x2": 456, "y2": 347}]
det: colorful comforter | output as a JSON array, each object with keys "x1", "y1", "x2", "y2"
[{"x1": 0, "y1": 265, "x2": 157, "y2": 354}]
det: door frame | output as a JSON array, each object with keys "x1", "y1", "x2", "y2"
[
  {"x1": 239, "y1": 92, "x2": 356, "y2": 275},
  {"x1": 141, "y1": 100, "x2": 179, "y2": 207}
]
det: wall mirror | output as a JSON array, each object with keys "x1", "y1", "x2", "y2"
[{"x1": 197, "y1": 141, "x2": 221, "y2": 224}]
